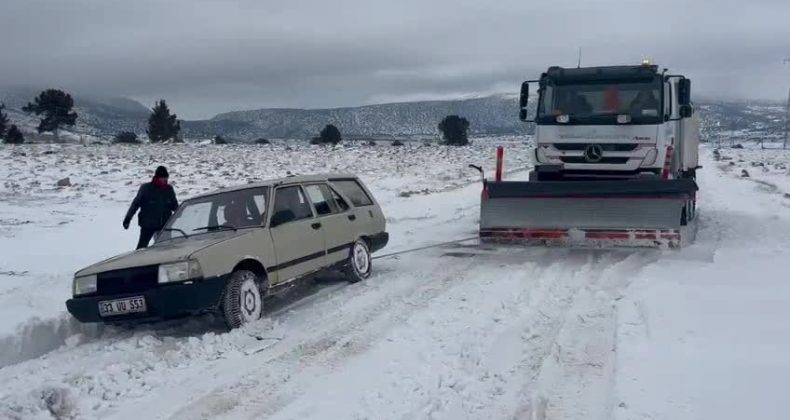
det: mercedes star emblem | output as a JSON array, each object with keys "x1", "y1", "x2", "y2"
[{"x1": 584, "y1": 144, "x2": 604, "y2": 163}]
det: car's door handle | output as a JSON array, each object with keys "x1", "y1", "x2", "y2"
[
  {"x1": 347, "y1": 214, "x2": 356, "y2": 221},
  {"x1": 311, "y1": 222, "x2": 322, "y2": 230}
]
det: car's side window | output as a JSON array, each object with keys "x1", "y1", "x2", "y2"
[
  {"x1": 304, "y1": 184, "x2": 338, "y2": 216},
  {"x1": 331, "y1": 179, "x2": 373, "y2": 207},
  {"x1": 272, "y1": 186, "x2": 313, "y2": 226},
  {"x1": 329, "y1": 187, "x2": 350, "y2": 212}
]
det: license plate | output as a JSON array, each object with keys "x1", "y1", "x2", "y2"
[{"x1": 98, "y1": 296, "x2": 147, "y2": 317}]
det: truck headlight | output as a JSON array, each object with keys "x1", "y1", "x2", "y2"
[
  {"x1": 73, "y1": 274, "x2": 97, "y2": 296},
  {"x1": 642, "y1": 148, "x2": 658, "y2": 166},
  {"x1": 158, "y1": 260, "x2": 203, "y2": 284}
]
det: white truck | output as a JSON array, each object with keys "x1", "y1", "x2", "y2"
[{"x1": 476, "y1": 63, "x2": 701, "y2": 247}]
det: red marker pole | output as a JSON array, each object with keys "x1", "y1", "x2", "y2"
[{"x1": 495, "y1": 146, "x2": 504, "y2": 182}]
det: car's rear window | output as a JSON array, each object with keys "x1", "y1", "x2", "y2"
[{"x1": 331, "y1": 179, "x2": 373, "y2": 207}]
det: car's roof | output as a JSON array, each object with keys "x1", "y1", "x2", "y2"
[{"x1": 187, "y1": 173, "x2": 359, "y2": 201}]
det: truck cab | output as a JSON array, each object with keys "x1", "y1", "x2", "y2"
[{"x1": 519, "y1": 63, "x2": 699, "y2": 181}]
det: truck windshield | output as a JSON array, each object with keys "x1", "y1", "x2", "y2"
[{"x1": 537, "y1": 81, "x2": 662, "y2": 125}]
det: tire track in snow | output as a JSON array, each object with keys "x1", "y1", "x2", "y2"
[
  {"x1": 237, "y1": 249, "x2": 655, "y2": 420},
  {"x1": 516, "y1": 251, "x2": 660, "y2": 420},
  {"x1": 161, "y1": 255, "x2": 484, "y2": 420}
]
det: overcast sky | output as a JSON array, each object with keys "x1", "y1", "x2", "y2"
[{"x1": 2, "y1": 0, "x2": 789, "y2": 119}]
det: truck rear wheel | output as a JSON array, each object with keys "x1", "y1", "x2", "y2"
[{"x1": 221, "y1": 270, "x2": 263, "y2": 329}]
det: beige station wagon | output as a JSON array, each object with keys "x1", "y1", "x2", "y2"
[{"x1": 66, "y1": 174, "x2": 388, "y2": 328}]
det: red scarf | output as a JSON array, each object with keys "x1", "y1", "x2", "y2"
[{"x1": 152, "y1": 176, "x2": 169, "y2": 190}]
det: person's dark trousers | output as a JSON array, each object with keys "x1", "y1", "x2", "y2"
[{"x1": 136, "y1": 228, "x2": 159, "y2": 249}]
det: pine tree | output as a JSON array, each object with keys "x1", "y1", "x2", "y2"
[
  {"x1": 0, "y1": 104, "x2": 8, "y2": 140},
  {"x1": 146, "y1": 100, "x2": 181, "y2": 143},
  {"x1": 438, "y1": 115, "x2": 470, "y2": 146},
  {"x1": 22, "y1": 89, "x2": 78, "y2": 141},
  {"x1": 4, "y1": 125, "x2": 25, "y2": 144},
  {"x1": 311, "y1": 124, "x2": 341, "y2": 145}
]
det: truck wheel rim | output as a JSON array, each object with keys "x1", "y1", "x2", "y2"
[
  {"x1": 353, "y1": 242, "x2": 370, "y2": 274},
  {"x1": 239, "y1": 274, "x2": 261, "y2": 323}
]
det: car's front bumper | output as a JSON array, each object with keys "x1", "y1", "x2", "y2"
[{"x1": 66, "y1": 275, "x2": 227, "y2": 323}]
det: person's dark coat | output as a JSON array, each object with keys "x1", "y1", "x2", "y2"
[{"x1": 124, "y1": 182, "x2": 179, "y2": 230}]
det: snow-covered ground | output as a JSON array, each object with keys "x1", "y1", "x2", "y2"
[{"x1": 1, "y1": 141, "x2": 789, "y2": 420}]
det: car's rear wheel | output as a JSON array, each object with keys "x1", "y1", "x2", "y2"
[
  {"x1": 221, "y1": 270, "x2": 263, "y2": 329},
  {"x1": 343, "y1": 239, "x2": 372, "y2": 283}
]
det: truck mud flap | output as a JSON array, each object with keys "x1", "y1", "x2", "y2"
[{"x1": 479, "y1": 179, "x2": 698, "y2": 248}]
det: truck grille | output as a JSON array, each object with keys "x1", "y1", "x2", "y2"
[
  {"x1": 560, "y1": 156, "x2": 630, "y2": 164},
  {"x1": 553, "y1": 144, "x2": 639, "y2": 152},
  {"x1": 97, "y1": 265, "x2": 159, "y2": 295}
]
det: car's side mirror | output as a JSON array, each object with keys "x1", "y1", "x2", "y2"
[
  {"x1": 680, "y1": 104, "x2": 693, "y2": 118},
  {"x1": 270, "y1": 209, "x2": 295, "y2": 227}
]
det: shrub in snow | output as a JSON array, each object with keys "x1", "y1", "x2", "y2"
[
  {"x1": 741, "y1": 169, "x2": 750, "y2": 178},
  {"x1": 392, "y1": 140, "x2": 404, "y2": 146},
  {"x1": 438, "y1": 115, "x2": 470, "y2": 146},
  {"x1": 56, "y1": 177, "x2": 71, "y2": 187},
  {"x1": 22, "y1": 89, "x2": 78, "y2": 142},
  {"x1": 114, "y1": 131, "x2": 139, "y2": 144},
  {"x1": 311, "y1": 124, "x2": 342, "y2": 145},
  {"x1": 255, "y1": 138, "x2": 270, "y2": 145},
  {"x1": 0, "y1": 103, "x2": 8, "y2": 139},
  {"x1": 213, "y1": 135, "x2": 228, "y2": 145},
  {"x1": 4, "y1": 125, "x2": 25, "y2": 144},
  {"x1": 147, "y1": 100, "x2": 181, "y2": 143}
]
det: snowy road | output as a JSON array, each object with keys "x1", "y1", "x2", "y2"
[{"x1": 1, "y1": 145, "x2": 789, "y2": 419}]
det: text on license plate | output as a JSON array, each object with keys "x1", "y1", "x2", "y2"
[{"x1": 98, "y1": 296, "x2": 147, "y2": 317}]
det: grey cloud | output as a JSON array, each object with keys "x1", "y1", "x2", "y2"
[{"x1": 1, "y1": 0, "x2": 788, "y2": 118}]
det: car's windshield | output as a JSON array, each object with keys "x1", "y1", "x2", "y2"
[
  {"x1": 158, "y1": 187, "x2": 269, "y2": 241},
  {"x1": 537, "y1": 81, "x2": 662, "y2": 124}
]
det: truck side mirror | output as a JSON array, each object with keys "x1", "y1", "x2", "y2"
[
  {"x1": 519, "y1": 81, "x2": 529, "y2": 108},
  {"x1": 679, "y1": 104, "x2": 693, "y2": 118},
  {"x1": 678, "y1": 79, "x2": 691, "y2": 106}
]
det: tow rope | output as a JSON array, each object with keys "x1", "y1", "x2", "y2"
[{"x1": 372, "y1": 236, "x2": 479, "y2": 260}]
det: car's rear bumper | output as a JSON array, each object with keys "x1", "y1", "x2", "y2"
[
  {"x1": 369, "y1": 232, "x2": 389, "y2": 253},
  {"x1": 66, "y1": 275, "x2": 227, "y2": 323}
]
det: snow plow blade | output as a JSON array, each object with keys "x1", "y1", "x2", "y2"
[{"x1": 479, "y1": 178, "x2": 698, "y2": 248}]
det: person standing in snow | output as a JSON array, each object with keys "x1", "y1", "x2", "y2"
[{"x1": 123, "y1": 166, "x2": 179, "y2": 249}]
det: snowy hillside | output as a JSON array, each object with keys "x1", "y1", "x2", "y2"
[
  {"x1": 0, "y1": 87, "x2": 150, "y2": 138},
  {"x1": 1, "y1": 141, "x2": 789, "y2": 419},
  {"x1": 201, "y1": 94, "x2": 528, "y2": 140},
  {"x1": 3, "y1": 84, "x2": 781, "y2": 144}
]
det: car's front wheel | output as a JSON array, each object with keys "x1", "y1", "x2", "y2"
[
  {"x1": 221, "y1": 270, "x2": 263, "y2": 329},
  {"x1": 343, "y1": 239, "x2": 372, "y2": 283}
]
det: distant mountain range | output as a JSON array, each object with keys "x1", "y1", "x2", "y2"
[{"x1": 0, "y1": 86, "x2": 784, "y2": 142}]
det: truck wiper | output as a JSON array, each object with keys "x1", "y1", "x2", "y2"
[
  {"x1": 193, "y1": 225, "x2": 238, "y2": 232},
  {"x1": 162, "y1": 228, "x2": 189, "y2": 238}
]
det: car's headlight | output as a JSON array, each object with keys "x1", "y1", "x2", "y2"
[
  {"x1": 158, "y1": 260, "x2": 203, "y2": 284},
  {"x1": 73, "y1": 274, "x2": 97, "y2": 296}
]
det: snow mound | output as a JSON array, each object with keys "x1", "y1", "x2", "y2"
[{"x1": 0, "y1": 314, "x2": 104, "y2": 368}]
